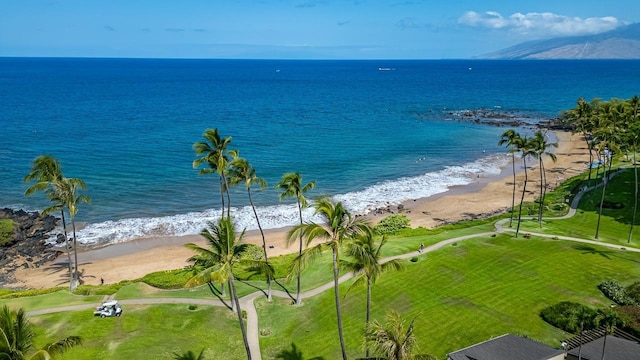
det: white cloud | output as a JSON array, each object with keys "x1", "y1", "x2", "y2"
[{"x1": 458, "y1": 11, "x2": 621, "y2": 37}]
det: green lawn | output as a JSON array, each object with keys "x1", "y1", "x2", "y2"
[
  {"x1": 257, "y1": 234, "x2": 640, "y2": 360},
  {"x1": 0, "y1": 290, "x2": 103, "y2": 310},
  {"x1": 31, "y1": 304, "x2": 245, "y2": 360}
]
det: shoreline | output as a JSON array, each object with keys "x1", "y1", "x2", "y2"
[{"x1": 8, "y1": 131, "x2": 590, "y2": 289}]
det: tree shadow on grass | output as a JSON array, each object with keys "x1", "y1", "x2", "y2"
[
  {"x1": 572, "y1": 244, "x2": 640, "y2": 264},
  {"x1": 275, "y1": 343, "x2": 325, "y2": 360},
  {"x1": 206, "y1": 282, "x2": 232, "y2": 310}
]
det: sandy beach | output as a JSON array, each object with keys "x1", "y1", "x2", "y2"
[{"x1": 11, "y1": 131, "x2": 590, "y2": 289}]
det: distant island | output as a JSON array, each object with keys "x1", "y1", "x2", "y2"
[{"x1": 478, "y1": 23, "x2": 640, "y2": 59}]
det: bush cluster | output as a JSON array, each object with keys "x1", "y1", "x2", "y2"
[
  {"x1": 0, "y1": 219, "x2": 14, "y2": 246},
  {"x1": 373, "y1": 214, "x2": 410, "y2": 235},
  {"x1": 141, "y1": 268, "x2": 195, "y2": 289},
  {"x1": 539, "y1": 301, "x2": 596, "y2": 334},
  {"x1": 598, "y1": 280, "x2": 636, "y2": 305},
  {"x1": 627, "y1": 281, "x2": 640, "y2": 304},
  {"x1": 0, "y1": 287, "x2": 64, "y2": 299}
]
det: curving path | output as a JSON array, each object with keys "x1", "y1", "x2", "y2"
[{"x1": 25, "y1": 170, "x2": 640, "y2": 359}]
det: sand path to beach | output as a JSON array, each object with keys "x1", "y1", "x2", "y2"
[{"x1": 11, "y1": 131, "x2": 591, "y2": 289}]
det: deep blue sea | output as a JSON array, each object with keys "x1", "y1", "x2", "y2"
[{"x1": 1, "y1": 58, "x2": 639, "y2": 245}]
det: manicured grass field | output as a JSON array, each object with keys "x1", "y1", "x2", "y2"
[
  {"x1": 257, "y1": 234, "x2": 640, "y2": 359},
  {"x1": 31, "y1": 304, "x2": 245, "y2": 360}
]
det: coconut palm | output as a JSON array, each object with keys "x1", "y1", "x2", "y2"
[
  {"x1": 54, "y1": 177, "x2": 90, "y2": 288},
  {"x1": 193, "y1": 128, "x2": 234, "y2": 219},
  {"x1": 173, "y1": 349, "x2": 206, "y2": 360},
  {"x1": 626, "y1": 95, "x2": 640, "y2": 243},
  {"x1": 595, "y1": 308, "x2": 624, "y2": 360},
  {"x1": 365, "y1": 310, "x2": 432, "y2": 360},
  {"x1": 183, "y1": 218, "x2": 252, "y2": 360},
  {"x1": 276, "y1": 173, "x2": 315, "y2": 306},
  {"x1": 571, "y1": 306, "x2": 596, "y2": 360},
  {"x1": 515, "y1": 136, "x2": 537, "y2": 238},
  {"x1": 563, "y1": 98, "x2": 596, "y2": 186},
  {"x1": 498, "y1": 130, "x2": 524, "y2": 227},
  {"x1": 288, "y1": 198, "x2": 371, "y2": 360},
  {"x1": 23, "y1": 156, "x2": 74, "y2": 290},
  {"x1": 342, "y1": 234, "x2": 404, "y2": 359},
  {"x1": 227, "y1": 155, "x2": 273, "y2": 301},
  {"x1": 529, "y1": 131, "x2": 558, "y2": 227},
  {"x1": 0, "y1": 305, "x2": 82, "y2": 360}
]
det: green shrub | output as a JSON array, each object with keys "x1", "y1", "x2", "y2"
[
  {"x1": 0, "y1": 287, "x2": 65, "y2": 299},
  {"x1": 141, "y1": 268, "x2": 196, "y2": 289},
  {"x1": 0, "y1": 219, "x2": 14, "y2": 246},
  {"x1": 75, "y1": 281, "x2": 131, "y2": 295},
  {"x1": 539, "y1": 301, "x2": 597, "y2": 334},
  {"x1": 615, "y1": 305, "x2": 640, "y2": 338},
  {"x1": 238, "y1": 244, "x2": 265, "y2": 261},
  {"x1": 598, "y1": 280, "x2": 636, "y2": 305},
  {"x1": 374, "y1": 214, "x2": 410, "y2": 235},
  {"x1": 626, "y1": 281, "x2": 640, "y2": 304},
  {"x1": 410, "y1": 257, "x2": 418, "y2": 263}
]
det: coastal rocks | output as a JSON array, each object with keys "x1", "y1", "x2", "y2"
[{"x1": 0, "y1": 208, "x2": 61, "y2": 285}]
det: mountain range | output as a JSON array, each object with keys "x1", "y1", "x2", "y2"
[{"x1": 479, "y1": 23, "x2": 640, "y2": 59}]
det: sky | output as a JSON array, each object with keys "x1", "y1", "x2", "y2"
[{"x1": 1, "y1": 0, "x2": 638, "y2": 59}]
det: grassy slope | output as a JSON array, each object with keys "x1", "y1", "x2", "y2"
[{"x1": 257, "y1": 234, "x2": 640, "y2": 360}]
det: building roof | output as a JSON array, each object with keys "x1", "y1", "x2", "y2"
[
  {"x1": 566, "y1": 335, "x2": 640, "y2": 360},
  {"x1": 447, "y1": 334, "x2": 564, "y2": 360}
]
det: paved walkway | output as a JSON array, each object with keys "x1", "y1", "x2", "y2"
[{"x1": 25, "y1": 170, "x2": 640, "y2": 359}]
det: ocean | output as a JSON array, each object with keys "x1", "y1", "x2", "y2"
[{"x1": 1, "y1": 58, "x2": 639, "y2": 245}]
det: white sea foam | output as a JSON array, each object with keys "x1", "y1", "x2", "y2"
[{"x1": 58, "y1": 153, "x2": 511, "y2": 246}]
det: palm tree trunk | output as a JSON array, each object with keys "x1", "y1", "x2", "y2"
[
  {"x1": 229, "y1": 281, "x2": 235, "y2": 312},
  {"x1": 59, "y1": 210, "x2": 73, "y2": 291},
  {"x1": 595, "y1": 166, "x2": 609, "y2": 239},
  {"x1": 332, "y1": 248, "x2": 348, "y2": 360},
  {"x1": 71, "y1": 217, "x2": 79, "y2": 289},
  {"x1": 296, "y1": 200, "x2": 304, "y2": 306},
  {"x1": 538, "y1": 158, "x2": 544, "y2": 227},
  {"x1": 578, "y1": 324, "x2": 584, "y2": 360},
  {"x1": 509, "y1": 153, "x2": 516, "y2": 227},
  {"x1": 600, "y1": 332, "x2": 607, "y2": 360},
  {"x1": 365, "y1": 278, "x2": 372, "y2": 359},
  {"x1": 229, "y1": 273, "x2": 252, "y2": 360},
  {"x1": 585, "y1": 134, "x2": 594, "y2": 187},
  {"x1": 516, "y1": 158, "x2": 528, "y2": 238},
  {"x1": 629, "y1": 151, "x2": 638, "y2": 244},
  {"x1": 223, "y1": 174, "x2": 232, "y2": 219},
  {"x1": 219, "y1": 176, "x2": 226, "y2": 219},
  {"x1": 248, "y1": 188, "x2": 271, "y2": 301}
]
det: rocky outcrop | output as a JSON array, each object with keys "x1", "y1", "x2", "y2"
[{"x1": 0, "y1": 208, "x2": 63, "y2": 285}]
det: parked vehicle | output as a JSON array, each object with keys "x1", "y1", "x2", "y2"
[{"x1": 93, "y1": 300, "x2": 122, "y2": 318}]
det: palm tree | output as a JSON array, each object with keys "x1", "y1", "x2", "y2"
[
  {"x1": 227, "y1": 155, "x2": 273, "y2": 301},
  {"x1": 595, "y1": 308, "x2": 624, "y2": 360},
  {"x1": 626, "y1": 95, "x2": 640, "y2": 244},
  {"x1": 564, "y1": 98, "x2": 596, "y2": 186},
  {"x1": 498, "y1": 130, "x2": 523, "y2": 227},
  {"x1": 276, "y1": 173, "x2": 315, "y2": 306},
  {"x1": 365, "y1": 310, "x2": 430, "y2": 360},
  {"x1": 23, "y1": 156, "x2": 74, "y2": 289},
  {"x1": 0, "y1": 305, "x2": 82, "y2": 360},
  {"x1": 184, "y1": 218, "x2": 252, "y2": 360},
  {"x1": 342, "y1": 234, "x2": 403, "y2": 359},
  {"x1": 515, "y1": 136, "x2": 536, "y2": 238},
  {"x1": 529, "y1": 130, "x2": 558, "y2": 227},
  {"x1": 193, "y1": 128, "x2": 234, "y2": 219},
  {"x1": 173, "y1": 349, "x2": 206, "y2": 360},
  {"x1": 572, "y1": 306, "x2": 595, "y2": 360},
  {"x1": 55, "y1": 177, "x2": 90, "y2": 288},
  {"x1": 288, "y1": 198, "x2": 371, "y2": 360}
]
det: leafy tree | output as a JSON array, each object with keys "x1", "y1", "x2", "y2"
[
  {"x1": 227, "y1": 154, "x2": 273, "y2": 301},
  {"x1": 515, "y1": 136, "x2": 536, "y2": 238},
  {"x1": 24, "y1": 155, "x2": 73, "y2": 288},
  {"x1": 529, "y1": 131, "x2": 557, "y2": 227},
  {"x1": 55, "y1": 177, "x2": 90, "y2": 288},
  {"x1": 366, "y1": 310, "x2": 433, "y2": 360},
  {"x1": 625, "y1": 95, "x2": 640, "y2": 243},
  {"x1": 184, "y1": 218, "x2": 252, "y2": 359},
  {"x1": 0, "y1": 305, "x2": 82, "y2": 360},
  {"x1": 276, "y1": 173, "x2": 315, "y2": 306},
  {"x1": 595, "y1": 308, "x2": 624, "y2": 360},
  {"x1": 373, "y1": 214, "x2": 411, "y2": 235},
  {"x1": 193, "y1": 128, "x2": 234, "y2": 219},
  {"x1": 342, "y1": 234, "x2": 403, "y2": 359},
  {"x1": 498, "y1": 129, "x2": 524, "y2": 228},
  {"x1": 288, "y1": 198, "x2": 370, "y2": 360}
]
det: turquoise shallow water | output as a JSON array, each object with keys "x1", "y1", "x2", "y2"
[{"x1": 1, "y1": 58, "x2": 639, "y2": 244}]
